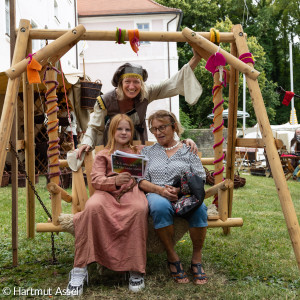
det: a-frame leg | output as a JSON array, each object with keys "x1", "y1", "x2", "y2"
[
  {"x1": 233, "y1": 24, "x2": 300, "y2": 270},
  {"x1": 0, "y1": 19, "x2": 30, "y2": 185}
]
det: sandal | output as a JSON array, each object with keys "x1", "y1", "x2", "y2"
[
  {"x1": 167, "y1": 261, "x2": 189, "y2": 284},
  {"x1": 191, "y1": 263, "x2": 208, "y2": 285}
]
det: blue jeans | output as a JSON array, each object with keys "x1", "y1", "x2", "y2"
[{"x1": 146, "y1": 193, "x2": 208, "y2": 229}]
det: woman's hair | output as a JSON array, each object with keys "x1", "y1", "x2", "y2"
[
  {"x1": 105, "y1": 114, "x2": 136, "y2": 153},
  {"x1": 116, "y1": 78, "x2": 147, "y2": 102},
  {"x1": 148, "y1": 110, "x2": 184, "y2": 137},
  {"x1": 291, "y1": 127, "x2": 300, "y2": 146}
]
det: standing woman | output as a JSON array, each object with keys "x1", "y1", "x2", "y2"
[
  {"x1": 76, "y1": 49, "x2": 203, "y2": 159},
  {"x1": 65, "y1": 114, "x2": 148, "y2": 295}
]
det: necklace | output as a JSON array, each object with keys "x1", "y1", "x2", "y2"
[{"x1": 164, "y1": 141, "x2": 180, "y2": 151}]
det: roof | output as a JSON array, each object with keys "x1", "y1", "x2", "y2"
[{"x1": 77, "y1": 0, "x2": 181, "y2": 17}]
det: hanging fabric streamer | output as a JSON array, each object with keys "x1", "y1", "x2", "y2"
[
  {"x1": 26, "y1": 53, "x2": 42, "y2": 84},
  {"x1": 128, "y1": 29, "x2": 140, "y2": 55}
]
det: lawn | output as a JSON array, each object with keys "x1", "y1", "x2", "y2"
[{"x1": 0, "y1": 174, "x2": 299, "y2": 299}]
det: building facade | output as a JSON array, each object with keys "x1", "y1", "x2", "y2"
[
  {"x1": 0, "y1": 0, "x2": 78, "y2": 72},
  {"x1": 77, "y1": 0, "x2": 182, "y2": 125}
]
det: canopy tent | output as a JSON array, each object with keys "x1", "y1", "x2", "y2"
[{"x1": 207, "y1": 109, "x2": 250, "y2": 120}]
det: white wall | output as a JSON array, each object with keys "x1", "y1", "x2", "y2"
[
  {"x1": 0, "y1": 0, "x2": 78, "y2": 72},
  {"x1": 78, "y1": 13, "x2": 180, "y2": 136}
]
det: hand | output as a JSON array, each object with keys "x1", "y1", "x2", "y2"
[
  {"x1": 77, "y1": 144, "x2": 91, "y2": 159},
  {"x1": 160, "y1": 187, "x2": 178, "y2": 202},
  {"x1": 165, "y1": 185, "x2": 180, "y2": 195},
  {"x1": 115, "y1": 172, "x2": 132, "y2": 186},
  {"x1": 184, "y1": 138, "x2": 198, "y2": 154}
]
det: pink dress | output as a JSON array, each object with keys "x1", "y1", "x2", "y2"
[{"x1": 73, "y1": 147, "x2": 148, "y2": 273}]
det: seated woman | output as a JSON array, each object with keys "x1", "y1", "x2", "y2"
[
  {"x1": 65, "y1": 114, "x2": 148, "y2": 295},
  {"x1": 138, "y1": 110, "x2": 208, "y2": 285}
]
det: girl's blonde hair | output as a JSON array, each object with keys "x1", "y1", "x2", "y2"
[
  {"x1": 105, "y1": 114, "x2": 136, "y2": 154},
  {"x1": 148, "y1": 110, "x2": 184, "y2": 137},
  {"x1": 116, "y1": 78, "x2": 147, "y2": 102}
]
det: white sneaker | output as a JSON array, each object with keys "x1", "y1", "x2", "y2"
[
  {"x1": 66, "y1": 267, "x2": 88, "y2": 296},
  {"x1": 128, "y1": 271, "x2": 145, "y2": 292}
]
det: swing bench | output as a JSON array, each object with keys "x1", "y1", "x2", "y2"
[{"x1": 36, "y1": 142, "x2": 243, "y2": 253}]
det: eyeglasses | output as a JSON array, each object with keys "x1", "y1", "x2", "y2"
[{"x1": 149, "y1": 123, "x2": 173, "y2": 134}]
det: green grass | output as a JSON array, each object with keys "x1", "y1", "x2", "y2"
[{"x1": 0, "y1": 175, "x2": 299, "y2": 299}]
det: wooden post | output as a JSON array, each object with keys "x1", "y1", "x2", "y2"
[
  {"x1": 9, "y1": 0, "x2": 18, "y2": 267},
  {"x1": 233, "y1": 24, "x2": 300, "y2": 270},
  {"x1": 212, "y1": 72, "x2": 225, "y2": 203},
  {"x1": 224, "y1": 40, "x2": 240, "y2": 235},
  {"x1": 0, "y1": 19, "x2": 30, "y2": 187},
  {"x1": 6, "y1": 24, "x2": 86, "y2": 79},
  {"x1": 44, "y1": 68, "x2": 61, "y2": 225},
  {"x1": 182, "y1": 27, "x2": 260, "y2": 80},
  {"x1": 23, "y1": 36, "x2": 36, "y2": 238}
]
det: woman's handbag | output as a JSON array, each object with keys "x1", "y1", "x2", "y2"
[{"x1": 171, "y1": 171, "x2": 205, "y2": 217}]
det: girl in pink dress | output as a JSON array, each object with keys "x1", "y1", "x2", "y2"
[{"x1": 66, "y1": 114, "x2": 148, "y2": 295}]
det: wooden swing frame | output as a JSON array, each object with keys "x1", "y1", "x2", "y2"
[{"x1": 1, "y1": 19, "x2": 300, "y2": 269}]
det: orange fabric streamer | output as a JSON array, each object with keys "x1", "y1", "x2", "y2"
[
  {"x1": 27, "y1": 57, "x2": 42, "y2": 84},
  {"x1": 128, "y1": 29, "x2": 140, "y2": 54}
]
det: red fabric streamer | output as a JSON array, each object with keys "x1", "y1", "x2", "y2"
[{"x1": 282, "y1": 91, "x2": 295, "y2": 106}]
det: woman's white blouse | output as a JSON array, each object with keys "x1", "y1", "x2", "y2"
[{"x1": 140, "y1": 143, "x2": 206, "y2": 186}]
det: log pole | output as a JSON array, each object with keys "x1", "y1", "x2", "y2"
[
  {"x1": 182, "y1": 27, "x2": 259, "y2": 80},
  {"x1": 23, "y1": 36, "x2": 36, "y2": 238},
  {"x1": 6, "y1": 24, "x2": 86, "y2": 79},
  {"x1": 224, "y1": 40, "x2": 240, "y2": 234},
  {"x1": 28, "y1": 29, "x2": 237, "y2": 43},
  {"x1": 233, "y1": 24, "x2": 300, "y2": 270},
  {"x1": 0, "y1": 19, "x2": 30, "y2": 186}
]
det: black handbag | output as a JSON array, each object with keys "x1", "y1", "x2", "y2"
[{"x1": 172, "y1": 171, "x2": 205, "y2": 217}]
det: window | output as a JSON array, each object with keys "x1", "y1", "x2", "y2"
[
  {"x1": 54, "y1": 0, "x2": 60, "y2": 23},
  {"x1": 5, "y1": 0, "x2": 10, "y2": 36},
  {"x1": 136, "y1": 23, "x2": 150, "y2": 44}
]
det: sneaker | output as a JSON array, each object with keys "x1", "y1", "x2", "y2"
[
  {"x1": 128, "y1": 271, "x2": 145, "y2": 292},
  {"x1": 66, "y1": 267, "x2": 88, "y2": 296}
]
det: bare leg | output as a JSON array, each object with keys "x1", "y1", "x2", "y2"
[
  {"x1": 156, "y1": 225, "x2": 189, "y2": 283},
  {"x1": 189, "y1": 227, "x2": 208, "y2": 285}
]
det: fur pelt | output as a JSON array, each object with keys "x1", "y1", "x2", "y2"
[{"x1": 58, "y1": 213, "x2": 75, "y2": 235}]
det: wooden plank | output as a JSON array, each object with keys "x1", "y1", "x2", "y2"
[
  {"x1": 233, "y1": 24, "x2": 300, "y2": 271},
  {"x1": 73, "y1": 169, "x2": 88, "y2": 211},
  {"x1": 84, "y1": 151, "x2": 95, "y2": 197},
  {"x1": 236, "y1": 138, "x2": 283, "y2": 149},
  {"x1": 182, "y1": 27, "x2": 260, "y2": 80}
]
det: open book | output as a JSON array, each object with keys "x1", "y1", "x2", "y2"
[{"x1": 111, "y1": 150, "x2": 148, "y2": 178}]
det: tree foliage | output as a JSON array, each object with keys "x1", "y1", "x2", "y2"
[{"x1": 157, "y1": 0, "x2": 300, "y2": 127}]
